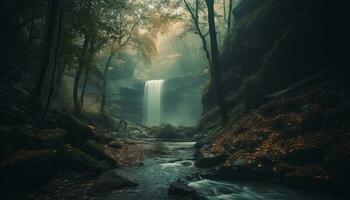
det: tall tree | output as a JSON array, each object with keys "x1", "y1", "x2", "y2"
[
  {"x1": 73, "y1": 35, "x2": 107, "y2": 113},
  {"x1": 227, "y1": 0, "x2": 233, "y2": 34},
  {"x1": 44, "y1": 0, "x2": 65, "y2": 113},
  {"x1": 73, "y1": 35, "x2": 90, "y2": 113},
  {"x1": 32, "y1": 0, "x2": 61, "y2": 110},
  {"x1": 205, "y1": 0, "x2": 228, "y2": 124},
  {"x1": 100, "y1": 50, "x2": 116, "y2": 114},
  {"x1": 183, "y1": 0, "x2": 211, "y2": 64},
  {"x1": 99, "y1": 9, "x2": 143, "y2": 114}
]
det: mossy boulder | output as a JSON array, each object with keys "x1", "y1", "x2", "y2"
[
  {"x1": 87, "y1": 171, "x2": 138, "y2": 197},
  {"x1": 93, "y1": 131, "x2": 113, "y2": 145},
  {"x1": 0, "y1": 149, "x2": 59, "y2": 193},
  {"x1": 168, "y1": 180, "x2": 202, "y2": 199},
  {"x1": 37, "y1": 129, "x2": 68, "y2": 149},
  {"x1": 107, "y1": 140, "x2": 123, "y2": 149},
  {"x1": 280, "y1": 172, "x2": 332, "y2": 190},
  {"x1": 282, "y1": 146, "x2": 327, "y2": 166},
  {"x1": 208, "y1": 159, "x2": 275, "y2": 182},
  {"x1": 195, "y1": 151, "x2": 229, "y2": 168},
  {"x1": 150, "y1": 124, "x2": 187, "y2": 139},
  {"x1": 59, "y1": 145, "x2": 108, "y2": 174},
  {"x1": 58, "y1": 115, "x2": 97, "y2": 145},
  {"x1": 58, "y1": 114, "x2": 113, "y2": 145},
  {"x1": 0, "y1": 127, "x2": 43, "y2": 150},
  {"x1": 81, "y1": 140, "x2": 117, "y2": 166}
]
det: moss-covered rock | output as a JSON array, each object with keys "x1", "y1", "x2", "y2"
[
  {"x1": 207, "y1": 159, "x2": 274, "y2": 182},
  {"x1": 107, "y1": 140, "x2": 123, "y2": 149},
  {"x1": 282, "y1": 146, "x2": 327, "y2": 166},
  {"x1": 81, "y1": 140, "x2": 117, "y2": 166},
  {"x1": 37, "y1": 129, "x2": 68, "y2": 149},
  {"x1": 87, "y1": 171, "x2": 138, "y2": 197},
  {"x1": 59, "y1": 144, "x2": 108, "y2": 174},
  {"x1": 195, "y1": 151, "x2": 229, "y2": 168},
  {"x1": 168, "y1": 180, "x2": 202, "y2": 199},
  {"x1": 58, "y1": 114, "x2": 113, "y2": 146},
  {"x1": 280, "y1": 171, "x2": 332, "y2": 191},
  {"x1": 0, "y1": 149, "x2": 59, "y2": 193},
  {"x1": 0, "y1": 127, "x2": 43, "y2": 150},
  {"x1": 58, "y1": 114, "x2": 99, "y2": 145},
  {"x1": 149, "y1": 124, "x2": 192, "y2": 139}
]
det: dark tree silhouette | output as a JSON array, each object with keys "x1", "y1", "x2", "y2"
[{"x1": 205, "y1": 0, "x2": 228, "y2": 125}]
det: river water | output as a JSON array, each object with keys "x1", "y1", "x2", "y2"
[{"x1": 103, "y1": 140, "x2": 334, "y2": 200}]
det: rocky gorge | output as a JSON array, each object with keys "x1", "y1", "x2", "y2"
[{"x1": 0, "y1": 0, "x2": 348, "y2": 199}]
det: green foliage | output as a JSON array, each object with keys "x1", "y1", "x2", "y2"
[{"x1": 0, "y1": 0, "x2": 187, "y2": 113}]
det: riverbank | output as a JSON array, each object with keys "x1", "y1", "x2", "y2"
[
  {"x1": 195, "y1": 85, "x2": 350, "y2": 198},
  {"x1": 0, "y1": 138, "x2": 169, "y2": 200},
  {"x1": 96, "y1": 140, "x2": 336, "y2": 200}
]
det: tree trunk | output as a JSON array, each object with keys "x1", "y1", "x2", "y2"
[
  {"x1": 183, "y1": 0, "x2": 211, "y2": 64},
  {"x1": 223, "y1": 0, "x2": 227, "y2": 22},
  {"x1": 44, "y1": 0, "x2": 64, "y2": 112},
  {"x1": 54, "y1": 63, "x2": 66, "y2": 96},
  {"x1": 79, "y1": 68, "x2": 90, "y2": 110},
  {"x1": 79, "y1": 38, "x2": 98, "y2": 111},
  {"x1": 32, "y1": 0, "x2": 60, "y2": 110},
  {"x1": 100, "y1": 50, "x2": 115, "y2": 114},
  {"x1": 205, "y1": 0, "x2": 228, "y2": 125},
  {"x1": 73, "y1": 36, "x2": 89, "y2": 113},
  {"x1": 28, "y1": 0, "x2": 37, "y2": 43},
  {"x1": 227, "y1": 0, "x2": 233, "y2": 34}
]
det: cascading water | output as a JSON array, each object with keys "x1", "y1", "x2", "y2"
[{"x1": 143, "y1": 80, "x2": 164, "y2": 126}]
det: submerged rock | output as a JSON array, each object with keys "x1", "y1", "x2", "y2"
[
  {"x1": 168, "y1": 180, "x2": 204, "y2": 199},
  {"x1": 87, "y1": 171, "x2": 138, "y2": 197},
  {"x1": 181, "y1": 161, "x2": 193, "y2": 166}
]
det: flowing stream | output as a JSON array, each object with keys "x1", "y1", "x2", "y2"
[
  {"x1": 143, "y1": 80, "x2": 164, "y2": 126},
  {"x1": 103, "y1": 140, "x2": 334, "y2": 200}
]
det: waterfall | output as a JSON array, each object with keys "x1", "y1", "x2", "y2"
[{"x1": 143, "y1": 80, "x2": 164, "y2": 126}]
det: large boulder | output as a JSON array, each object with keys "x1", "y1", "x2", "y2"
[
  {"x1": 107, "y1": 140, "x2": 123, "y2": 149},
  {"x1": 0, "y1": 149, "x2": 59, "y2": 193},
  {"x1": 150, "y1": 124, "x2": 186, "y2": 139},
  {"x1": 280, "y1": 171, "x2": 332, "y2": 190},
  {"x1": 195, "y1": 151, "x2": 229, "y2": 168},
  {"x1": 37, "y1": 129, "x2": 68, "y2": 149},
  {"x1": 168, "y1": 180, "x2": 204, "y2": 199},
  {"x1": 58, "y1": 114, "x2": 111, "y2": 145},
  {"x1": 81, "y1": 140, "x2": 117, "y2": 166},
  {"x1": 332, "y1": 152, "x2": 350, "y2": 189},
  {"x1": 0, "y1": 127, "x2": 43, "y2": 150},
  {"x1": 207, "y1": 159, "x2": 274, "y2": 182},
  {"x1": 87, "y1": 171, "x2": 138, "y2": 197},
  {"x1": 282, "y1": 146, "x2": 327, "y2": 166},
  {"x1": 59, "y1": 145, "x2": 108, "y2": 174},
  {"x1": 58, "y1": 114, "x2": 96, "y2": 145}
]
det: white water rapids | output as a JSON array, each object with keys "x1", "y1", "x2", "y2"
[{"x1": 143, "y1": 80, "x2": 164, "y2": 126}]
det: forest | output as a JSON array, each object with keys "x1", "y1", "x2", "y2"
[{"x1": 0, "y1": 0, "x2": 348, "y2": 199}]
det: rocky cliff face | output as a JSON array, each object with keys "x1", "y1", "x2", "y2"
[
  {"x1": 196, "y1": 0, "x2": 349, "y2": 194},
  {"x1": 199, "y1": 0, "x2": 343, "y2": 129}
]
